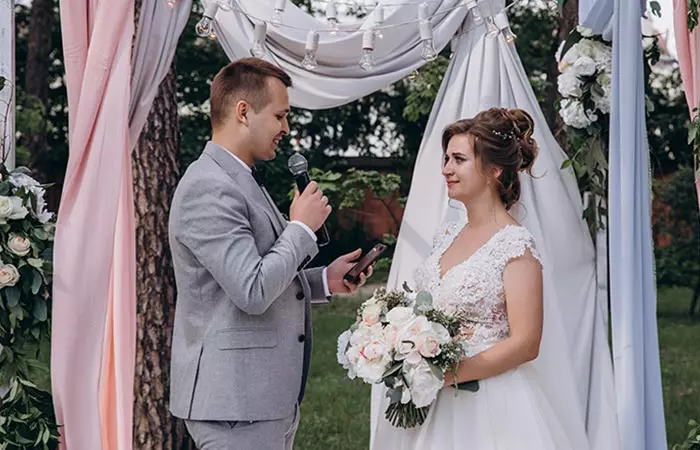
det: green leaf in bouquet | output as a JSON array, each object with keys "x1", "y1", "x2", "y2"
[
  {"x1": 31, "y1": 270, "x2": 42, "y2": 295},
  {"x1": 387, "y1": 387, "x2": 403, "y2": 405},
  {"x1": 27, "y1": 258, "x2": 43, "y2": 269},
  {"x1": 0, "y1": 181, "x2": 10, "y2": 196},
  {"x1": 382, "y1": 362, "x2": 403, "y2": 379},
  {"x1": 427, "y1": 361, "x2": 443, "y2": 380},
  {"x1": 413, "y1": 291, "x2": 433, "y2": 313},
  {"x1": 5, "y1": 287, "x2": 20, "y2": 308},
  {"x1": 32, "y1": 227, "x2": 48, "y2": 241},
  {"x1": 9, "y1": 304, "x2": 24, "y2": 321},
  {"x1": 32, "y1": 298, "x2": 47, "y2": 322}
]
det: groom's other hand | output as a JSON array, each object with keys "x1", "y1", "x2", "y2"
[
  {"x1": 290, "y1": 181, "x2": 331, "y2": 232},
  {"x1": 326, "y1": 249, "x2": 374, "y2": 294}
]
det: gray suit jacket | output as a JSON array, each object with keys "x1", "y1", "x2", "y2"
[{"x1": 168, "y1": 142, "x2": 329, "y2": 422}]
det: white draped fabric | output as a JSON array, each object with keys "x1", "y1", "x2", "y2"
[
  {"x1": 213, "y1": 0, "x2": 466, "y2": 109},
  {"x1": 212, "y1": 1, "x2": 618, "y2": 448},
  {"x1": 581, "y1": 1, "x2": 668, "y2": 448}
]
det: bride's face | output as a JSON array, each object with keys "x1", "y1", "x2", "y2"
[{"x1": 442, "y1": 134, "x2": 494, "y2": 204}]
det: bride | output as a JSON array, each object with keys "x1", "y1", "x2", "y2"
[{"x1": 371, "y1": 108, "x2": 590, "y2": 449}]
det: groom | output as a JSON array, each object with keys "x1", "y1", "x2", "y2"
[{"x1": 168, "y1": 58, "x2": 370, "y2": 449}]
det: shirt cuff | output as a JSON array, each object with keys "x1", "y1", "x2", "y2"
[
  {"x1": 290, "y1": 220, "x2": 317, "y2": 242},
  {"x1": 322, "y1": 267, "x2": 332, "y2": 297}
]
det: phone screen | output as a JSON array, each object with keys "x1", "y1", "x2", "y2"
[{"x1": 344, "y1": 243, "x2": 387, "y2": 283}]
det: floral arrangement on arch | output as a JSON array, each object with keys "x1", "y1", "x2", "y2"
[
  {"x1": 0, "y1": 163, "x2": 59, "y2": 449},
  {"x1": 556, "y1": 26, "x2": 612, "y2": 130},
  {"x1": 556, "y1": 26, "x2": 612, "y2": 232}
]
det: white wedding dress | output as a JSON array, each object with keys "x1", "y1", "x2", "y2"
[{"x1": 371, "y1": 220, "x2": 590, "y2": 450}]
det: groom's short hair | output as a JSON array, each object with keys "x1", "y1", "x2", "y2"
[{"x1": 210, "y1": 58, "x2": 292, "y2": 128}]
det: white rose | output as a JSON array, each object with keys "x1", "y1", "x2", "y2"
[
  {"x1": 415, "y1": 331, "x2": 441, "y2": 358},
  {"x1": 0, "y1": 196, "x2": 13, "y2": 219},
  {"x1": 9, "y1": 172, "x2": 40, "y2": 188},
  {"x1": 383, "y1": 324, "x2": 400, "y2": 349},
  {"x1": 7, "y1": 234, "x2": 31, "y2": 257},
  {"x1": 355, "y1": 339, "x2": 392, "y2": 383},
  {"x1": 573, "y1": 56, "x2": 596, "y2": 76},
  {"x1": 8, "y1": 197, "x2": 28, "y2": 221},
  {"x1": 560, "y1": 99, "x2": 595, "y2": 129},
  {"x1": 385, "y1": 306, "x2": 415, "y2": 327},
  {"x1": 432, "y1": 323, "x2": 452, "y2": 344},
  {"x1": 361, "y1": 303, "x2": 383, "y2": 327},
  {"x1": 576, "y1": 25, "x2": 594, "y2": 37},
  {"x1": 405, "y1": 360, "x2": 443, "y2": 408},
  {"x1": 0, "y1": 264, "x2": 20, "y2": 288},
  {"x1": 575, "y1": 40, "x2": 597, "y2": 59},
  {"x1": 557, "y1": 72, "x2": 582, "y2": 97},
  {"x1": 403, "y1": 315, "x2": 431, "y2": 339}
]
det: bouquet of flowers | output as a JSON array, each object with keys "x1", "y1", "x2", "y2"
[
  {"x1": 337, "y1": 286, "x2": 477, "y2": 428},
  {"x1": 556, "y1": 26, "x2": 612, "y2": 130}
]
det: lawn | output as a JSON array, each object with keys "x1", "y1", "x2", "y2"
[{"x1": 295, "y1": 285, "x2": 700, "y2": 449}]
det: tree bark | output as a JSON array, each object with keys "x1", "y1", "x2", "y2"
[
  {"x1": 131, "y1": 68, "x2": 194, "y2": 449},
  {"x1": 24, "y1": 0, "x2": 53, "y2": 170},
  {"x1": 545, "y1": 0, "x2": 578, "y2": 153}
]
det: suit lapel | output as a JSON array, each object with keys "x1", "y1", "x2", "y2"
[{"x1": 203, "y1": 143, "x2": 285, "y2": 237}]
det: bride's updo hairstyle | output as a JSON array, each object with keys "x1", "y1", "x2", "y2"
[{"x1": 441, "y1": 107, "x2": 539, "y2": 210}]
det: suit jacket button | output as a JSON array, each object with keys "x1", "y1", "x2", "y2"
[
  {"x1": 296, "y1": 292, "x2": 304, "y2": 301},
  {"x1": 298, "y1": 334, "x2": 306, "y2": 342}
]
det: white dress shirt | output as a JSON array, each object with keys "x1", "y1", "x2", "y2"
[{"x1": 219, "y1": 145, "x2": 332, "y2": 296}]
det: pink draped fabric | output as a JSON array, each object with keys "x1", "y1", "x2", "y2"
[
  {"x1": 51, "y1": 0, "x2": 136, "y2": 449},
  {"x1": 673, "y1": 0, "x2": 700, "y2": 207}
]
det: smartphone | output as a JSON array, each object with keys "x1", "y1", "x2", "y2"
[{"x1": 344, "y1": 243, "x2": 388, "y2": 284}]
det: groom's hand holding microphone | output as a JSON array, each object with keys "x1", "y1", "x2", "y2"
[
  {"x1": 289, "y1": 181, "x2": 331, "y2": 232},
  {"x1": 287, "y1": 152, "x2": 372, "y2": 295}
]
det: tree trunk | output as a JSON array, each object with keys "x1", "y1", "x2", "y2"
[
  {"x1": 131, "y1": 68, "x2": 194, "y2": 449},
  {"x1": 24, "y1": 0, "x2": 53, "y2": 170},
  {"x1": 545, "y1": 0, "x2": 578, "y2": 153}
]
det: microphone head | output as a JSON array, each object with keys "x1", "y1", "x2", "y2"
[{"x1": 288, "y1": 152, "x2": 308, "y2": 176}]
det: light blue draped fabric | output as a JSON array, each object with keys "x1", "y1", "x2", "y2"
[{"x1": 581, "y1": 0, "x2": 667, "y2": 448}]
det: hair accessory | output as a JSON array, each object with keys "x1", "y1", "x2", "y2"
[{"x1": 491, "y1": 129, "x2": 515, "y2": 141}]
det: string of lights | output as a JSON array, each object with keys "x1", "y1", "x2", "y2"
[{"x1": 186, "y1": 0, "x2": 558, "y2": 71}]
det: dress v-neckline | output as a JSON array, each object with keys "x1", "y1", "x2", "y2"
[{"x1": 437, "y1": 224, "x2": 516, "y2": 281}]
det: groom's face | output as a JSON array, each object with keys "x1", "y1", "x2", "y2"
[{"x1": 246, "y1": 77, "x2": 291, "y2": 161}]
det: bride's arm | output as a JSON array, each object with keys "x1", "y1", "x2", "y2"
[{"x1": 445, "y1": 251, "x2": 544, "y2": 385}]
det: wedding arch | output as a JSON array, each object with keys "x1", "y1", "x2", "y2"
[{"x1": 39, "y1": 0, "x2": 666, "y2": 448}]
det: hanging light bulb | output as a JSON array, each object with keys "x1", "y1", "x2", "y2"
[
  {"x1": 250, "y1": 22, "x2": 267, "y2": 58},
  {"x1": 373, "y1": 4, "x2": 385, "y2": 39},
  {"x1": 418, "y1": 3, "x2": 438, "y2": 61},
  {"x1": 302, "y1": 30, "x2": 320, "y2": 70},
  {"x1": 326, "y1": 1, "x2": 340, "y2": 35},
  {"x1": 464, "y1": 0, "x2": 483, "y2": 25},
  {"x1": 195, "y1": 1, "x2": 220, "y2": 40},
  {"x1": 359, "y1": 30, "x2": 376, "y2": 71},
  {"x1": 271, "y1": 0, "x2": 286, "y2": 26},
  {"x1": 217, "y1": 0, "x2": 233, "y2": 11},
  {"x1": 547, "y1": 0, "x2": 559, "y2": 11},
  {"x1": 493, "y1": 12, "x2": 516, "y2": 43},
  {"x1": 484, "y1": 15, "x2": 500, "y2": 38}
]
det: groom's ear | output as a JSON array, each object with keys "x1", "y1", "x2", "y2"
[{"x1": 234, "y1": 100, "x2": 249, "y2": 125}]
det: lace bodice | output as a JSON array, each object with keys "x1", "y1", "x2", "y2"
[{"x1": 413, "y1": 220, "x2": 542, "y2": 356}]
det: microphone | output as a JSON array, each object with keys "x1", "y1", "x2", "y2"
[{"x1": 287, "y1": 153, "x2": 331, "y2": 247}]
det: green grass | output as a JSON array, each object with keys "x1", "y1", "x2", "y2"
[
  {"x1": 658, "y1": 287, "x2": 700, "y2": 446},
  {"x1": 295, "y1": 285, "x2": 700, "y2": 450}
]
